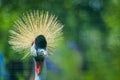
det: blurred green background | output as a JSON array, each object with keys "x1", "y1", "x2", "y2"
[{"x1": 0, "y1": 0, "x2": 120, "y2": 80}]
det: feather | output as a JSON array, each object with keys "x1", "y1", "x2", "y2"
[{"x1": 9, "y1": 10, "x2": 63, "y2": 58}]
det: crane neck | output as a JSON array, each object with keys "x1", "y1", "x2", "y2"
[{"x1": 34, "y1": 58, "x2": 46, "y2": 80}]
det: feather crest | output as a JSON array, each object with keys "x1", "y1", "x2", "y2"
[{"x1": 9, "y1": 10, "x2": 63, "y2": 57}]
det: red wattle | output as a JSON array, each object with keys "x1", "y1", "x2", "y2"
[{"x1": 36, "y1": 62, "x2": 43, "y2": 74}]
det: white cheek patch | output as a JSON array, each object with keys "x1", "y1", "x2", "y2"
[
  {"x1": 31, "y1": 44, "x2": 37, "y2": 57},
  {"x1": 44, "y1": 50, "x2": 48, "y2": 56},
  {"x1": 31, "y1": 44, "x2": 48, "y2": 57},
  {"x1": 38, "y1": 49, "x2": 48, "y2": 56}
]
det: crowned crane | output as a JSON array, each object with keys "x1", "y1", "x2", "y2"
[{"x1": 8, "y1": 10, "x2": 63, "y2": 80}]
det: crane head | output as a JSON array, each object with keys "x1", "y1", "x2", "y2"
[
  {"x1": 31, "y1": 35, "x2": 47, "y2": 74},
  {"x1": 31, "y1": 35, "x2": 47, "y2": 57}
]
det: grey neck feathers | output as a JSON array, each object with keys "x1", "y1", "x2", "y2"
[{"x1": 34, "y1": 59, "x2": 47, "y2": 80}]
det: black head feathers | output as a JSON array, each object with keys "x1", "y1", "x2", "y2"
[{"x1": 35, "y1": 35, "x2": 47, "y2": 49}]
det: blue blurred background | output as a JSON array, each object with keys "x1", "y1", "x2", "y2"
[{"x1": 0, "y1": 0, "x2": 120, "y2": 80}]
